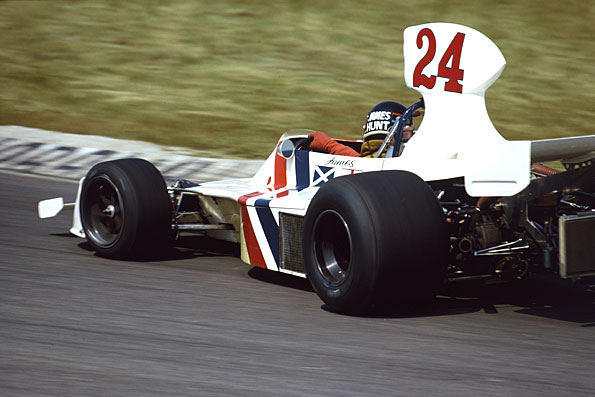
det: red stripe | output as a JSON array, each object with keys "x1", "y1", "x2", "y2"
[
  {"x1": 240, "y1": 205, "x2": 267, "y2": 268},
  {"x1": 238, "y1": 191, "x2": 263, "y2": 205},
  {"x1": 274, "y1": 152, "x2": 287, "y2": 190}
]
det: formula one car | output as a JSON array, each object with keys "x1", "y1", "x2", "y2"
[{"x1": 38, "y1": 23, "x2": 595, "y2": 314}]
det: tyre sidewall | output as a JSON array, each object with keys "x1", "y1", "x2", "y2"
[
  {"x1": 303, "y1": 178, "x2": 381, "y2": 314},
  {"x1": 81, "y1": 159, "x2": 170, "y2": 259},
  {"x1": 303, "y1": 171, "x2": 448, "y2": 314}
]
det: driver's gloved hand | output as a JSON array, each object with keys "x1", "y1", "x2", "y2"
[{"x1": 308, "y1": 131, "x2": 358, "y2": 157}]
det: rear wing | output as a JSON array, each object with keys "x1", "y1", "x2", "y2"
[{"x1": 532, "y1": 135, "x2": 595, "y2": 164}]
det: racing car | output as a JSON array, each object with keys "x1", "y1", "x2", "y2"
[{"x1": 38, "y1": 23, "x2": 595, "y2": 314}]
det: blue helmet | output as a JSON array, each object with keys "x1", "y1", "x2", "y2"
[{"x1": 362, "y1": 101, "x2": 407, "y2": 141}]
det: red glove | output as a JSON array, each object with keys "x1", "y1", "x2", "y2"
[{"x1": 308, "y1": 131, "x2": 359, "y2": 157}]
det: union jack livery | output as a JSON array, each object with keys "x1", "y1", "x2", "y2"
[{"x1": 39, "y1": 23, "x2": 595, "y2": 314}]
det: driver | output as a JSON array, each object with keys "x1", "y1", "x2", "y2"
[{"x1": 307, "y1": 101, "x2": 414, "y2": 158}]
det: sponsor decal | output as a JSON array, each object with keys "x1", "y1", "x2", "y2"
[
  {"x1": 313, "y1": 165, "x2": 335, "y2": 186},
  {"x1": 364, "y1": 111, "x2": 402, "y2": 134},
  {"x1": 324, "y1": 157, "x2": 355, "y2": 168},
  {"x1": 365, "y1": 110, "x2": 392, "y2": 133},
  {"x1": 367, "y1": 110, "x2": 392, "y2": 122}
]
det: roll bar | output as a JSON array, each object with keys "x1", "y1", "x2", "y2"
[{"x1": 374, "y1": 99, "x2": 425, "y2": 158}]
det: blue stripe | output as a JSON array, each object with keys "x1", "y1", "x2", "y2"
[
  {"x1": 253, "y1": 199, "x2": 280, "y2": 268},
  {"x1": 254, "y1": 198, "x2": 271, "y2": 207},
  {"x1": 295, "y1": 150, "x2": 310, "y2": 190}
]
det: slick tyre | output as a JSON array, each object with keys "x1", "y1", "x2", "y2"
[
  {"x1": 303, "y1": 171, "x2": 448, "y2": 314},
  {"x1": 80, "y1": 158, "x2": 171, "y2": 259}
]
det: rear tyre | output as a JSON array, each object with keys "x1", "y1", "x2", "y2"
[
  {"x1": 80, "y1": 158, "x2": 171, "y2": 259},
  {"x1": 303, "y1": 171, "x2": 448, "y2": 314}
]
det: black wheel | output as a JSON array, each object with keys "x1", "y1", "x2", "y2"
[
  {"x1": 303, "y1": 170, "x2": 449, "y2": 314},
  {"x1": 80, "y1": 158, "x2": 171, "y2": 259}
]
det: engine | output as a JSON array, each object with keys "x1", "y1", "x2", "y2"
[{"x1": 432, "y1": 166, "x2": 595, "y2": 284}]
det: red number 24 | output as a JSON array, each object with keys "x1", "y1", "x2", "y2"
[{"x1": 413, "y1": 28, "x2": 466, "y2": 93}]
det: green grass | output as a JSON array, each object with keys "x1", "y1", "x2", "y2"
[{"x1": 1, "y1": 0, "x2": 593, "y2": 159}]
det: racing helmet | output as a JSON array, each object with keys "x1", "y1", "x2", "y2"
[{"x1": 362, "y1": 101, "x2": 407, "y2": 142}]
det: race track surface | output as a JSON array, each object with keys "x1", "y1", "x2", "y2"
[{"x1": 1, "y1": 170, "x2": 594, "y2": 396}]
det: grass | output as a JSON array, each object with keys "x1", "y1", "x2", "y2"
[{"x1": 0, "y1": 0, "x2": 593, "y2": 159}]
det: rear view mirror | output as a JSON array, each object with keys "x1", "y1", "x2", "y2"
[{"x1": 277, "y1": 139, "x2": 296, "y2": 159}]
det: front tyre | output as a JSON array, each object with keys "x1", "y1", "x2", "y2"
[
  {"x1": 80, "y1": 158, "x2": 171, "y2": 259},
  {"x1": 303, "y1": 171, "x2": 448, "y2": 314}
]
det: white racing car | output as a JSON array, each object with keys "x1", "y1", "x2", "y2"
[{"x1": 39, "y1": 23, "x2": 595, "y2": 314}]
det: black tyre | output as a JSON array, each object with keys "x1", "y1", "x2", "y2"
[
  {"x1": 303, "y1": 170, "x2": 448, "y2": 314},
  {"x1": 80, "y1": 158, "x2": 171, "y2": 259}
]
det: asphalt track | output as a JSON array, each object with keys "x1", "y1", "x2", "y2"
[{"x1": 1, "y1": 170, "x2": 594, "y2": 396}]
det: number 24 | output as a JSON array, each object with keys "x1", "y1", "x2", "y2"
[{"x1": 413, "y1": 28, "x2": 465, "y2": 93}]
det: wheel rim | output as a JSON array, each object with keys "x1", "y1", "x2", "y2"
[
  {"x1": 82, "y1": 175, "x2": 124, "y2": 248},
  {"x1": 312, "y1": 209, "x2": 352, "y2": 286}
]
